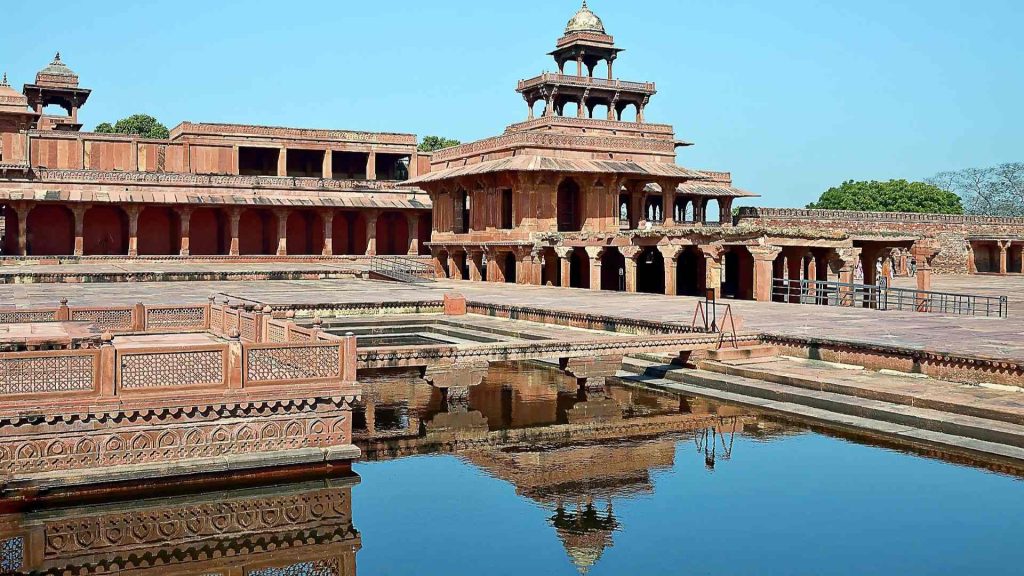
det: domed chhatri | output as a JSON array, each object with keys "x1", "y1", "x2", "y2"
[
  {"x1": 39, "y1": 52, "x2": 77, "y2": 78},
  {"x1": 565, "y1": 0, "x2": 605, "y2": 34}
]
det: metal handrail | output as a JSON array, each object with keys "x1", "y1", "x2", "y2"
[
  {"x1": 370, "y1": 256, "x2": 434, "y2": 284},
  {"x1": 770, "y1": 278, "x2": 1008, "y2": 318}
]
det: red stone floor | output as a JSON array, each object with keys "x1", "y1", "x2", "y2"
[{"x1": 1, "y1": 275, "x2": 1021, "y2": 362}]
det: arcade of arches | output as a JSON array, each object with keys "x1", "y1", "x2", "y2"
[
  {"x1": 0, "y1": 202, "x2": 431, "y2": 258},
  {"x1": 429, "y1": 240, "x2": 943, "y2": 304}
]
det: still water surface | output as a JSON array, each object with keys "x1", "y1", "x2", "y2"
[{"x1": 2, "y1": 363, "x2": 1022, "y2": 575}]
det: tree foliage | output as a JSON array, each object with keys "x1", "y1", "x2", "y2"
[
  {"x1": 806, "y1": 179, "x2": 963, "y2": 214},
  {"x1": 927, "y1": 163, "x2": 1024, "y2": 217},
  {"x1": 94, "y1": 114, "x2": 170, "y2": 139},
  {"x1": 418, "y1": 136, "x2": 461, "y2": 152}
]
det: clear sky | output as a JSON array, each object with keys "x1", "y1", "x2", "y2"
[{"x1": 1, "y1": 0, "x2": 1020, "y2": 207}]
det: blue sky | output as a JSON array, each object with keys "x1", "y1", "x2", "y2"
[{"x1": 1, "y1": 0, "x2": 1020, "y2": 207}]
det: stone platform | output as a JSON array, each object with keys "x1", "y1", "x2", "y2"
[{"x1": 4, "y1": 276, "x2": 1018, "y2": 362}]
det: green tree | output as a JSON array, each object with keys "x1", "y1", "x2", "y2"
[
  {"x1": 806, "y1": 179, "x2": 963, "y2": 214},
  {"x1": 94, "y1": 114, "x2": 170, "y2": 139},
  {"x1": 418, "y1": 135, "x2": 461, "y2": 152}
]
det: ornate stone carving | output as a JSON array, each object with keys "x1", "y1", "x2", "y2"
[
  {"x1": 0, "y1": 353, "x2": 96, "y2": 396},
  {"x1": 246, "y1": 345, "x2": 341, "y2": 382},
  {"x1": 145, "y1": 306, "x2": 206, "y2": 329},
  {"x1": 120, "y1": 350, "x2": 224, "y2": 389}
]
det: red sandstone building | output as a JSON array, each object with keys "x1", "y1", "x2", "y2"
[
  {"x1": 0, "y1": 54, "x2": 432, "y2": 259},
  {"x1": 2, "y1": 3, "x2": 1022, "y2": 292},
  {"x1": 407, "y1": 2, "x2": 1024, "y2": 299}
]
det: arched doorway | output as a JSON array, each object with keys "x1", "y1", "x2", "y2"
[
  {"x1": 636, "y1": 247, "x2": 665, "y2": 294},
  {"x1": 569, "y1": 248, "x2": 589, "y2": 289},
  {"x1": 238, "y1": 209, "x2": 277, "y2": 255},
  {"x1": 83, "y1": 205, "x2": 128, "y2": 256},
  {"x1": 27, "y1": 204, "x2": 74, "y2": 255},
  {"x1": 376, "y1": 212, "x2": 409, "y2": 256},
  {"x1": 189, "y1": 208, "x2": 228, "y2": 256},
  {"x1": 601, "y1": 248, "x2": 626, "y2": 291},
  {"x1": 137, "y1": 207, "x2": 180, "y2": 256},
  {"x1": 286, "y1": 210, "x2": 324, "y2": 255},
  {"x1": 557, "y1": 178, "x2": 583, "y2": 232},
  {"x1": 677, "y1": 246, "x2": 705, "y2": 296}
]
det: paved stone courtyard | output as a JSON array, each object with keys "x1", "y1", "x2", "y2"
[{"x1": 1, "y1": 274, "x2": 1021, "y2": 361}]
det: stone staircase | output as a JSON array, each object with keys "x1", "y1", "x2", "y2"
[{"x1": 618, "y1": 348, "x2": 1024, "y2": 463}]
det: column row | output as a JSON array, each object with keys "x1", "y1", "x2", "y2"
[{"x1": 0, "y1": 202, "x2": 429, "y2": 258}]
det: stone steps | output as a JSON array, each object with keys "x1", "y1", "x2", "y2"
[
  {"x1": 700, "y1": 359, "x2": 1024, "y2": 427},
  {"x1": 618, "y1": 357, "x2": 1024, "y2": 456}
]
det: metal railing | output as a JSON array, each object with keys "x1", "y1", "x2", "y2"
[
  {"x1": 771, "y1": 278, "x2": 1008, "y2": 318},
  {"x1": 370, "y1": 256, "x2": 435, "y2": 284}
]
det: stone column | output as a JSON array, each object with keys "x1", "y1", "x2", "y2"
[
  {"x1": 431, "y1": 248, "x2": 447, "y2": 279},
  {"x1": 407, "y1": 213, "x2": 420, "y2": 255},
  {"x1": 178, "y1": 207, "x2": 193, "y2": 256},
  {"x1": 228, "y1": 208, "x2": 241, "y2": 256},
  {"x1": 277, "y1": 148, "x2": 287, "y2": 177},
  {"x1": 694, "y1": 198, "x2": 707, "y2": 224},
  {"x1": 13, "y1": 203, "x2": 30, "y2": 256},
  {"x1": 700, "y1": 243, "x2": 725, "y2": 300},
  {"x1": 323, "y1": 149, "x2": 333, "y2": 179},
  {"x1": 719, "y1": 199, "x2": 734, "y2": 227},
  {"x1": 659, "y1": 245, "x2": 682, "y2": 296},
  {"x1": 448, "y1": 252, "x2": 463, "y2": 280},
  {"x1": 556, "y1": 247, "x2": 573, "y2": 288},
  {"x1": 806, "y1": 252, "x2": 818, "y2": 303},
  {"x1": 126, "y1": 206, "x2": 141, "y2": 257},
  {"x1": 966, "y1": 241, "x2": 977, "y2": 274},
  {"x1": 621, "y1": 246, "x2": 640, "y2": 293},
  {"x1": 322, "y1": 211, "x2": 334, "y2": 256},
  {"x1": 660, "y1": 181, "x2": 676, "y2": 226},
  {"x1": 585, "y1": 246, "x2": 604, "y2": 291},
  {"x1": 275, "y1": 209, "x2": 289, "y2": 256},
  {"x1": 749, "y1": 245, "x2": 782, "y2": 302},
  {"x1": 365, "y1": 210, "x2": 379, "y2": 256},
  {"x1": 72, "y1": 205, "x2": 87, "y2": 256},
  {"x1": 912, "y1": 240, "x2": 941, "y2": 310},
  {"x1": 469, "y1": 250, "x2": 484, "y2": 282},
  {"x1": 999, "y1": 240, "x2": 1010, "y2": 275},
  {"x1": 366, "y1": 151, "x2": 377, "y2": 180}
]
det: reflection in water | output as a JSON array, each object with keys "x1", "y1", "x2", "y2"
[
  {"x1": 0, "y1": 475, "x2": 359, "y2": 575},
  {"x1": 4, "y1": 362, "x2": 1023, "y2": 575}
]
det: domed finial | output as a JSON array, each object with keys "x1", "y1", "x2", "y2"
[
  {"x1": 0, "y1": 73, "x2": 7, "y2": 87},
  {"x1": 54, "y1": 51, "x2": 61, "y2": 62}
]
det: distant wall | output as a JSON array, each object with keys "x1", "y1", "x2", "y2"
[{"x1": 737, "y1": 208, "x2": 1024, "y2": 274}]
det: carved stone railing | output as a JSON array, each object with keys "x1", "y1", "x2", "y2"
[
  {"x1": 31, "y1": 168, "x2": 411, "y2": 192},
  {"x1": 0, "y1": 349, "x2": 100, "y2": 400},
  {"x1": 517, "y1": 73, "x2": 656, "y2": 93},
  {"x1": 0, "y1": 301, "x2": 210, "y2": 334},
  {"x1": 737, "y1": 207, "x2": 1024, "y2": 226},
  {"x1": 431, "y1": 130, "x2": 675, "y2": 163},
  {"x1": 504, "y1": 116, "x2": 673, "y2": 134}
]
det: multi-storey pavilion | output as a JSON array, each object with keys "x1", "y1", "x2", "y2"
[
  {"x1": 406, "y1": 2, "x2": 980, "y2": 299},
  {"x1": 0, "y1": 54, "x2": 432, "y2": 259}
]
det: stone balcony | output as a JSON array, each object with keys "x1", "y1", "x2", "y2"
[{"x1": 517, "y1": 73, "x2": 656, "y2": 94}]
